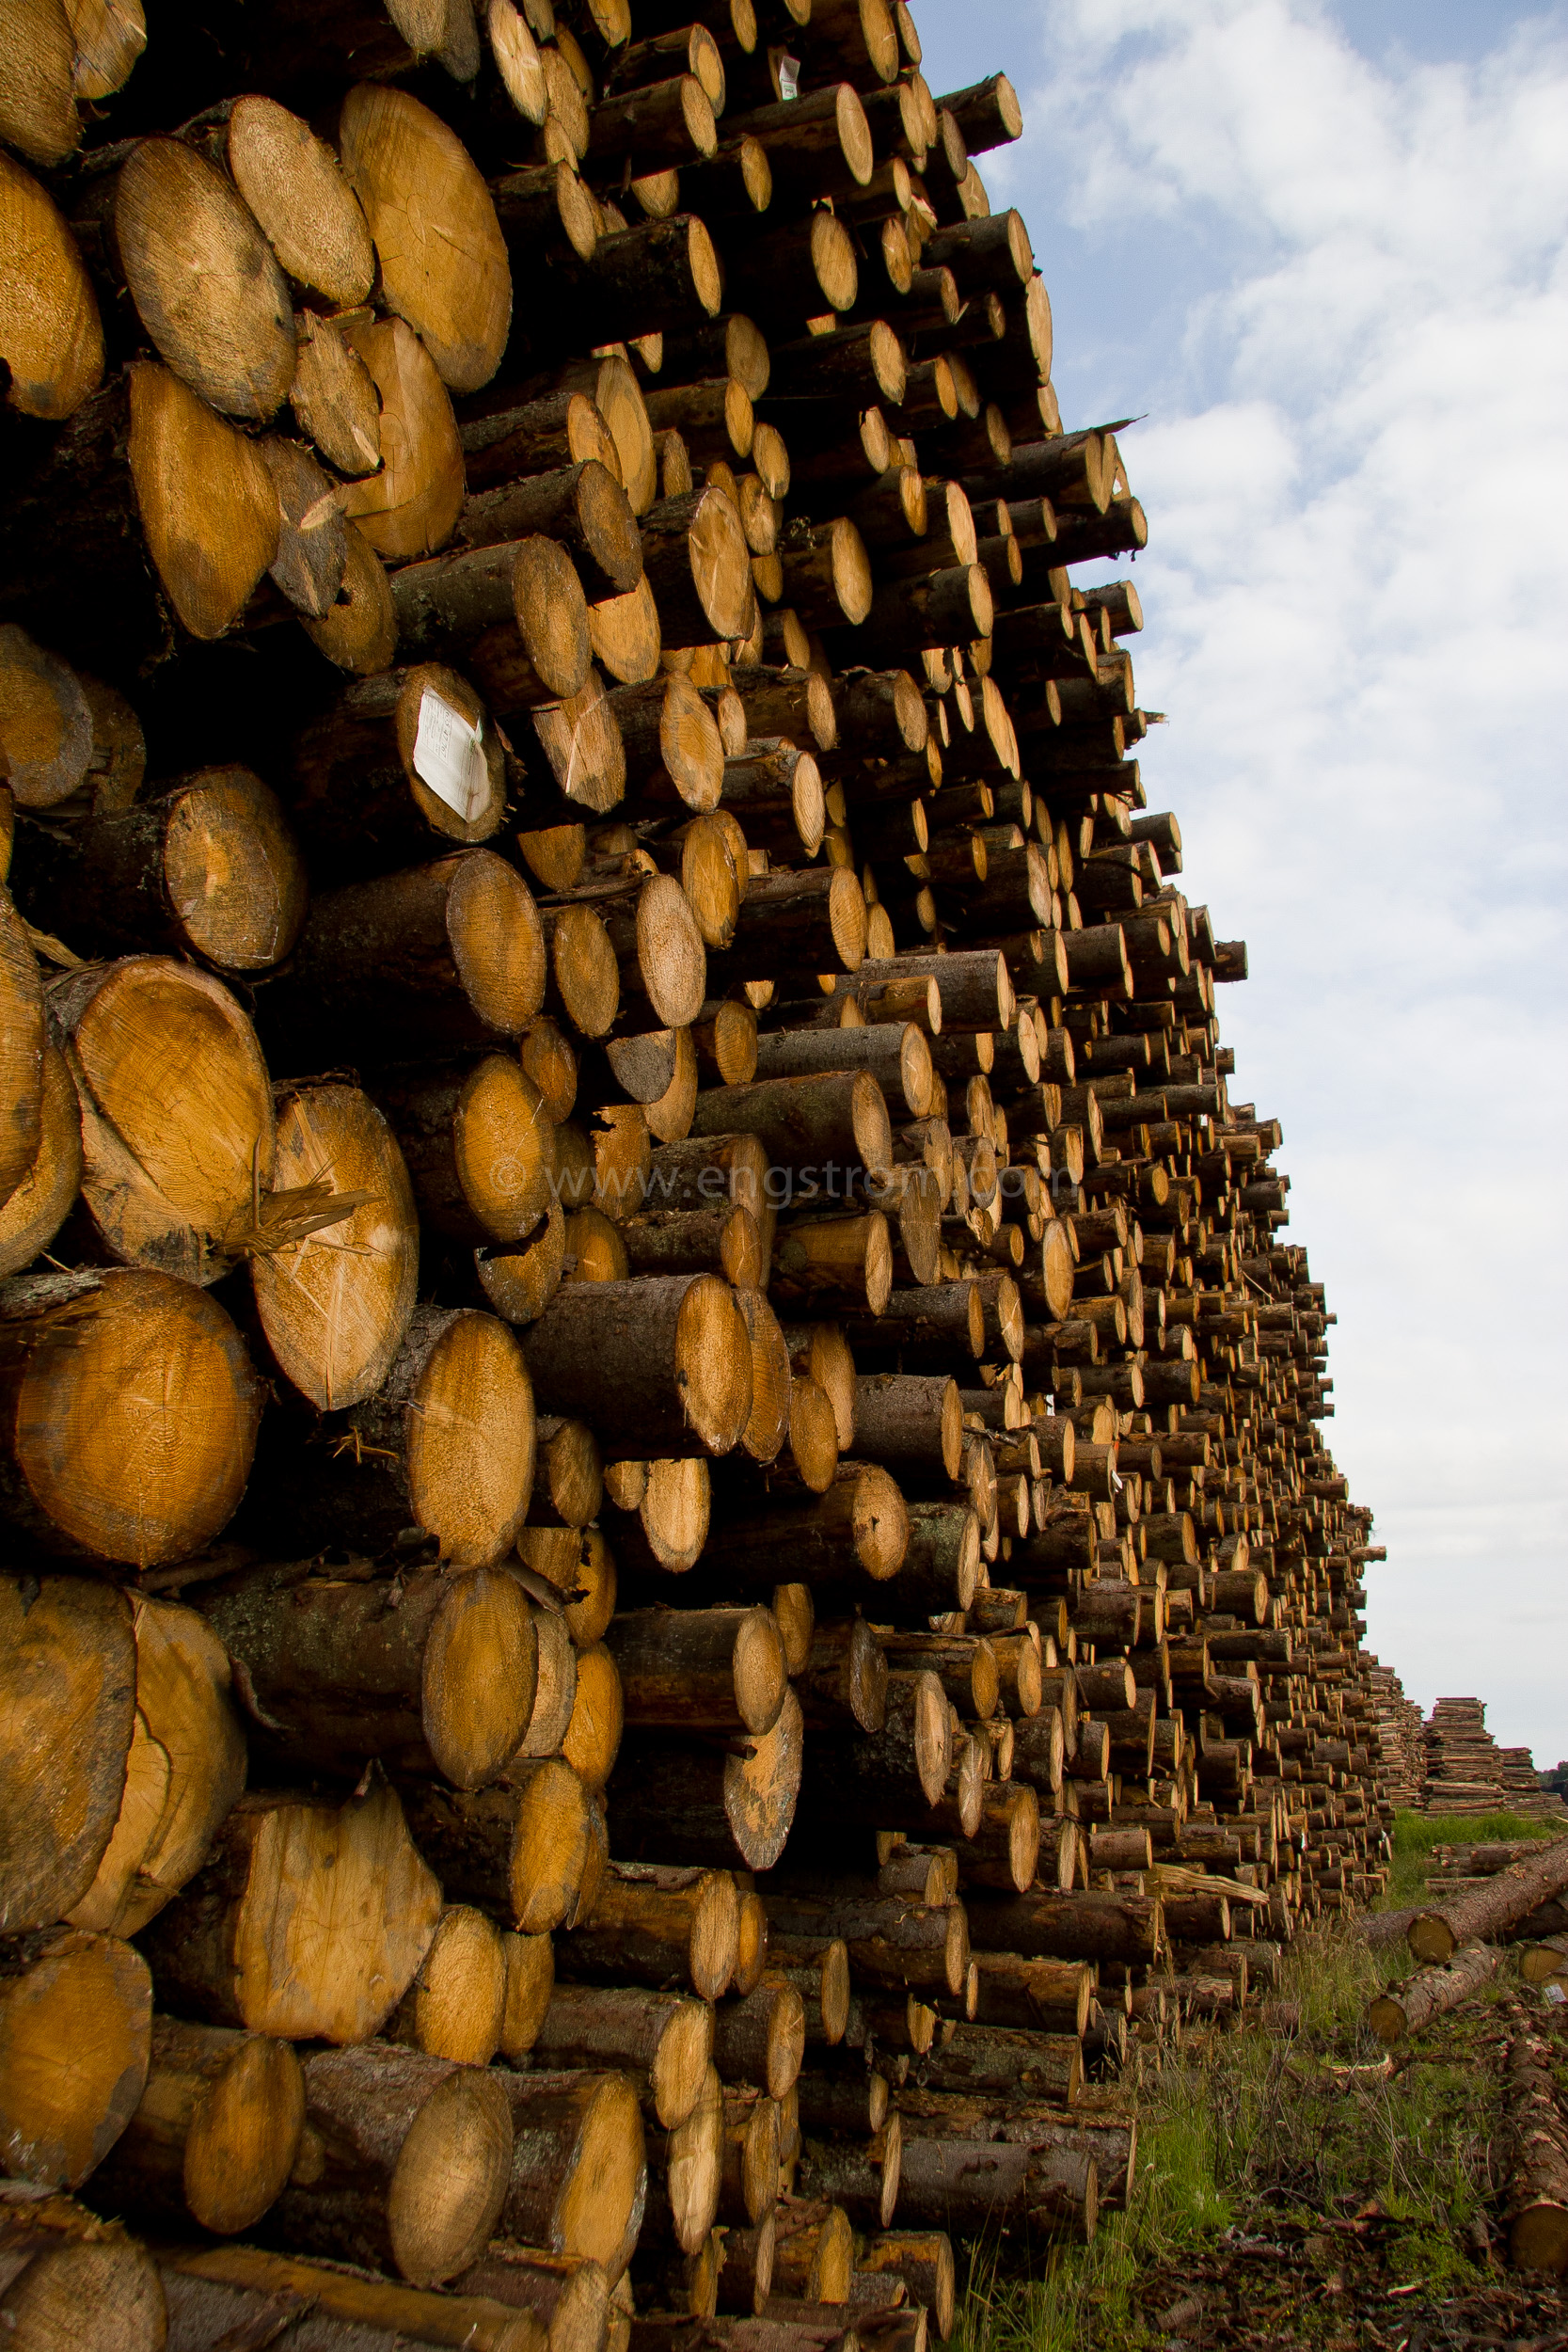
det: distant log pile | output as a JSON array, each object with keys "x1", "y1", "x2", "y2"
[
  {"x1": 1421, "y1": 1699, "x2": 1567, "y2": 1821},
  {"x1": 0, "y1": 0, "x2": 1407, "y2": 2341}
]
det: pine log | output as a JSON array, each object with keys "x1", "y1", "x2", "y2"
[
  {"x1": 460, "y1": 461, "x2": 643, "y2": 604},
  {"x1": 339, "y1": 315, "x2": 467, "y2": 559},
  {"x1": 258, "y1": 850, "x2": 548, "y2": 1065},
  {"x1": 793, "y1": 1670, "x2": 951, "y2": 1833},
  {"x1": 379, "y1": 1058, "x2": 556, "y2": 1245},
  {"x1": 217, "y1": 93, "x2": 375, "y2": 308},
  {"x1": 753, "y1": 1023, "x2": 931, "y2": 1119},
  {"x1": 1504, "y1": 2030, "x2": 1568, "y2": 2272},
  {"x1": 620, "y1": 1200, "x2": 765, "y2": 1286},
  {"x1": 400, "y1": 1760, "x2": 596, "y2": 1933},
  {"x1": 916, "y1": 2023, "x2": 1081, "y2": 2106},
  {"x1": 161, "y1": 2244, "x2": 545, "y2": 2352},
  {"x1": 0, "y1": 363, "x2": 281, "y2": 658},
  {"x1": 560, "y1": 1862, "x2": 741, "y2": 2003},
  {"x1": 509, "y1": 1600, "x2": 577, "y2": 1762},
  {"x1": 791, "y1": 1618, "x2": 889, "y2": 1737},
  {"x1": 1406, "y1": 1838, "x2": 1568, "y2": 1963},
  {"x1": 0, "y1": 152, "x2": 103, "y2": 421},
  {"x1": 971, "y1": 1953, "x2": 1092, "y2": 2038},
  {"x1": 15, "y1": 766, "x2": 307, "y2": 972},
  {"x1": 252, "y1": 1303, "x2": 535, "y2": 1566},
  {"x1": 87, "y1": 2014, "x2": 304, "y2": 2235},
  {"x1": 290, "y1": 309, "x2": 383, "y2": 478},
  {"x1": 338, "y1": 84, "x2": 511, "y2": 396},
  {"x1": 956, "y1": 1783, "x2": 1041, "y2": 1895},
  {"x1": 61, "y1": 1593, "x2": 245, "y2": 1942},
  {"x1": 391, "y1": 537, "x2": 594, "y2": 717},
  {"x1": 0, "y1": 1927, "x2": 150, "y2": 2188},
  {"x1": 533, "y1": 1985, "x2": 712, "y2": 2129},
  {"x1": 0, "y1": 1039, "x2": 79, "y2": 1277},
  {"x1": 52, "y1": 951, "x2": 277, "y2": 1284},
  {"x1": 893, "y1": 2125, "x2": 1095, "y2": 2242},
  {"x1": 691, "y1": 1068, "x2": 892, "y2": 1188},
  {"x1": 608, "y1": 673, "x2": 725, "y2": 812},
  {"x1": 858, "y1": 2233, "x2": 955, "y2": 2343},
  {"x1": 259, "y1": 434, "x2": 350, "y2": 617},
  {"x1": 636, "y1": 484, "x2": 757, "y2": 647},
  {"x1": 966, "y1": 1891, "x2": 1164, "y2": 1965},
  {"x1": 86, "y1": 135, "x2": 296, "y2": 421},
  {"x1": 0, "y1": 1570, "x2": 135, "y2": 1932},
  {"x1": 522, "y1": 1274, "x2": 752, "y2": 1456},
  {"x1": 475, "y1": 1201, "x2": 569, "y2": 1327},
  {"x1": 527, "y1": 215, "x2": 724, "y2": 355},
  {"x1": 719, "y1": 212, "x2": 859, "y2": 332},
  {"x1": 0, "y1": 2194, "x2": 164, "y2": 2352},
  {"x1": 769, "y1": 2199, "x2": 854, "y2": 2303},
  {"x1": 0, "y1": 1266, "x2": 263, "y2": 1566},
  {"x1": 201, "y1": 1558, "x2": 538, "y2": 1789},
  {"x1": 760, "y1": 1893, "x2": 967, "y2": 2003},
  {"x1": 646, "y1": 2061, "x2": 722, "y2": 2259},
  {"x1": 527, "y1": 1416, "x2": 605, "y2": 1533},
  {"x1": 706, "y1": 865, "x2": 868, "y2": 980},
  {"x1": 700, "y1": 1461, "x2": 909, "y2": 1595},
  {"x1": 248, "y1": 1078, "x2": 419, "y2": 1413},
  {"x1": 495, "y1": 2068, "x2": 648, "y2": 2279},
  {"x1": 1367, "y1": 1941, "x2": 1499, "y2": 2044},
  {"x1": 719, "y1": 2084, "x2": 781, "y2": 2228},
  {"x1": 610, "y1": 1687, "x2": 804, "y2": 1872},
  {"x1": 451, "y1": 2246, "x2": 610, "y2": 2352},
  {"x1": 386, "y1": 1902, "x2": 507, "y2": 2064},
  {"x1": 800, "y1": 2119, "x2": 900, "y2": 2232},
  {"x1": 139, "y1": 1773, "x2": 443, "y2": 2042},
  {"x1": 265, "y1": 2040, "x2": 515, "y2": 2287},
  {"x1": 607, "y1": 1605, "x2": 789, "y2": 1736},
  {"x1": 289, "y1": 663, "x2": 509, "y2": 881},
  {"x1": 843, "y1": 1281, "x2": 984, "y2": 1369}
]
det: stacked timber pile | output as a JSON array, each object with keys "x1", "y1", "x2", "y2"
[
  {"x1": 1366, "y1": 1658, "x2": 1424, "y2": 1809},
  {"x1": 1419, "y1": 1697, "x2": 1565, "y2": 1818},
  {"x1": 0, "y1": 0, "x2": 1401, "y2": 2342},
  {"x1": 1498, "y1": 1750, "x2": 1568, "y2": 1821}
]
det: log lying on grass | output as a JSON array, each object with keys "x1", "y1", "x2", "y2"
[
  {"x1": 1405, "y1": 1838, "x2": 1568, "y2": 1963},
  {"x1": 1504, "y1": 2031, "x2": 1568, "y2": 2274},
  {"x1": 1366, "y1": 1941, "x2": 1498, "y2": 2045}
]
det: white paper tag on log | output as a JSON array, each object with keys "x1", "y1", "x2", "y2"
[
  {"x1": 778, "y1": 53, "x2": 800, "y2": 99},
  {"x1": 414, "y1": 690, "x2": 489, "y2": 822}
]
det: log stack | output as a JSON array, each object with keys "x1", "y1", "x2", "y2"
[
  {"x1": 0, "y1": 2, "x2": 1404, "y2": 2343},
  {"x1": 1366, "y1": 1658, "x2": 1425, "y2": 1810},
  {"x1": 1422, "y1": 1700, "x2": 1567, "y2": 1820}
]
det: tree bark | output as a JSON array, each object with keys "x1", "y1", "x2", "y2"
[
  {"x1": 560, "y1": 1862, "x2": 741, "y2": 2004},
  {"x1": 200, "y1": 1558, "x2": 538, "y2": 1789},
  {"x1": 522, "y1": 1274, "x2": 754, "y2": 1458}
]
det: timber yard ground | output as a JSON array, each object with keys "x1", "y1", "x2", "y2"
[{"x1": 954, "y1": 1817, "x2": 1568, "y2": 2352}]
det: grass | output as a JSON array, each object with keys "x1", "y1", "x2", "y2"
[
  {"x1": 951, "y1": 1811, "x2": 1552, "y2": 2352},
  {"x1": 1386, "y1": 1809, "x2": 1560, "y2": 1905}
]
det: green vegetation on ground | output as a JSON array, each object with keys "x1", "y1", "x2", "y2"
[
  {"x1": 953, "y1": 1810, "x2": 1560, "y2": 2351},
  {"x1": 1386, "y1": 1809, "x2": 1558, "y2": 1905}
]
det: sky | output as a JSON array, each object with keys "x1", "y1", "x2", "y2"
[{"x1": 911, "y1": 0, "x2": 1568, "y2": 1767}]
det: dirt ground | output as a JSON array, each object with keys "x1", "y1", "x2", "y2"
[
  {"x1": 1131, "y1": 2213, "x2": 1568, "y2": 2351},
  {"x1": 1125, "y1": 1982, "x2": 1568, "y2": 2352}
]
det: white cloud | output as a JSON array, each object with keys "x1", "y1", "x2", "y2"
[{"x1": 1006, "y1": 0, "x2": 1568, "y2": 1759}]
